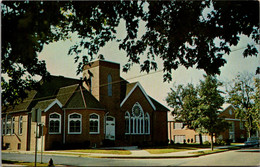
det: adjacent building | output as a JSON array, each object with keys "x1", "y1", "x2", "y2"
[
  {"x1": 168, "y1": 103, "x2": 247, "y2": 144},
  {"x1": 2, "y1": 60, "x2": 169, "y2": 151}
]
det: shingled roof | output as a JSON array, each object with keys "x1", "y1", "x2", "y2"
[{"x1": 3, "y1": 75, "x2": 104, "y2": 113}]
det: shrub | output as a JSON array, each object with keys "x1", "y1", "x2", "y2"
[{"x1": 203, "y1": 141, "x2": 211, "y2": 145}]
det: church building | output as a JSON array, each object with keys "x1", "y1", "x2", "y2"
[{"x1": 2, "y1": 60, "x2": 169, "y2": 151}]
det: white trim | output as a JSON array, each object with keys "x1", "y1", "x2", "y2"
[
  {"x1": 120, "y1": 82, "x2": 156, "y2": 110},
  {"x1": 225, "y1": 118, "x2": 245, "y2": 121},
  {"x1": 89, "y1": 113, "x2": 100, "y2": 134},
  {"x1": 44, "y1": 99, "x2": 62, "y2": 112},
  {"x1": 68, "y1": 113, "x2": 82, "y2": 134},
  {"x1": 49, "y1": 112, "x2": 62, "y2": 134},
  {"x1": 221, "y1": 103, "x2": 236, "y2": 112}
]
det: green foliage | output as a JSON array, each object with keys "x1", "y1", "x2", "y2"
[
  {"x1": 166, "y1": 83, "x2": 200, "y2": 130},
  {"x1": 2, "y1": 1, "x2": 259, "y2": 106},
  {"x1": 166, "y1": 75, "x2": 229, "y2": 150},
  {"x1": 226, "y1": 73, "x2": 260, "y2": 137}
]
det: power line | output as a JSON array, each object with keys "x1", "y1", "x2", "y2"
[{"x1": 4, "y1": 44, "x2": 259, "y2": 106}]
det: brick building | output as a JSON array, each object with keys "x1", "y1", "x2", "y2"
[
  {"x1": 2, "y1": 60, "x2": 169, "y2": 151},
  {"x1": 168, "y1": 103, "x2": 247, "y2": 144}
]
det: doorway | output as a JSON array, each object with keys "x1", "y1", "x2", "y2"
[{"x1": 105, "y1": 116, "x2": 115, "y2": 140}]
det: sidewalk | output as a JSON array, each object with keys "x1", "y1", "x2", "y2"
[
  {"x1": 2, "y1": 145, "x2": 247, "y2": 160},
  {"x1": 1, "y1": 146, "x2": 233, "y2": 159}
]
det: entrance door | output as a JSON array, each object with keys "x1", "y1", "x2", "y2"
[{"x1": 105, "y1": 116, "x2": 115, "y2": 140}]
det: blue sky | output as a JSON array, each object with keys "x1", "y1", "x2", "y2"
[{"x1": 38, "y1": 21, "x2": 260, "y2": 108}]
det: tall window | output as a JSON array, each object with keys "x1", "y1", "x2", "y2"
[
  {"x1": 2, "y1": 118, "x2": 6, "y2": 135},
  {"x1": 108, "y1": 74, "x2": 112, "y2": 96},
  {"x1": 12, "y1": 117, "x2": 15, "y2": 134},
  {"x1": 68, "y1": 113, "x2": 81, "y2": 134},
  {"x1": 49, "y1": 113, "x2": 61, "y2": 134},
  {"x1": 89, "y1": 114, "x2": 99, "y2": 134},
  {"x1": 125, "y1": 112, "x2": 130, "y2": 134},
  {"x1": 144, "y1": 113, "x2": 150, "y2": 134},
  {"x1": 125, "y1": 102, "x2": 152, "y2": 135},
  {"x1": 19, "y1": 116, "x2": 23, "y2": 135},
  {"x1": 6, "y1": 115, "x2": 12, "y2": 135}
]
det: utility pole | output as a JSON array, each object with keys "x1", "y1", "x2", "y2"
[
  {"x1": 32, "y1": 108, "x2": 42, "y2": 167},
  {"x1": 35, "y1": 122, "x2": 38, "y2": 167}
]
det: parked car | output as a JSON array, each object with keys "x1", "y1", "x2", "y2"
[{"x1": 244, "y1": 137, "x2": 259, "y2": 146}]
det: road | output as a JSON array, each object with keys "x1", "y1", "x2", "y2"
[{"x1": 2, "y1": 148, "x2": 260, "y2": 166}]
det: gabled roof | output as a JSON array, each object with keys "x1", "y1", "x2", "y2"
[
  {"x1": 219, "y1": 103, "x2": 236, "y2": 112},
  {"x1": 120, "y1": 82, "x2": 156, "y2": 111},
  {"x1": 34, "y1": 99, "x2": 62, "y2": 112},
  {"x1": 3, "y1": 75, "x2": 104, "y2": 113}
]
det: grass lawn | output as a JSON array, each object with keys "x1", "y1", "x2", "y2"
[
  {"x1": 2, "y1": 160, "x2": 49, "y2": 166},
  {"x1": 142, "y1": 144, "x2": 208, "y2": 154},
  {"x1": 189, "y1": 149, "x2": 228, "y2": 155},
  {"x1": 62, "y1": 149, "x2": 132, "y2": 155}
]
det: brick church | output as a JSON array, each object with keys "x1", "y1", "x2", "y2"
[{"x1": 2, "y1": 60, "x2": 169, "y2": 151}]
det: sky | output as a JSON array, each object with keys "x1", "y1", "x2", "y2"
[{"x1": 38, "y1": 21, "x2": 260, "y2": 109}]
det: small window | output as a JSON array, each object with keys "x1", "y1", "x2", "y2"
[
  {"x1": 18, "y1": 143, "x2": 21, "y2": 150},
  {"x1": 240, "y1": 122, "x2": 244, "y2": 130},
  {"x1": 49, "y1": 113, "x2": 61, "y2": 134},
  {"x1": 89, "y1": 114, "x2": 99, "y2": 134},
  {"x1": 108, "y1": 74, "x2": 112, "y2": 96},
  {"x1": 19, "y1": 116, "x2": 23, "y2": 135},
  {"x1": 68, "y1": 113, "x2": 82, "y2": 134},
  {"x1": 174, "y1": 122, "x2": 183, "y2": 130},
  {"x1": 229, "y1": 109, "x2": 232, "y2": 115}
]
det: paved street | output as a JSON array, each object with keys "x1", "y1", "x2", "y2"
[{"x1": 2, "y1": 147, "x2": 260, "y2": 166}]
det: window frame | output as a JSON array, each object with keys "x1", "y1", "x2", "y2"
[
  {"x1": 144, "y1": 113, "x2": 150, "y2": 134},
  {"x1": 49, "y1": 113, "x2": 61, "y2": 134},
  {"x1": 89, "y1": 113, "x2": 100, "y2": 134},
  {"x1": 68, "y1": 113, "x2": 82, "y2": 134},
  {"x1": 6, "y1": 115, "x2": 12, "y2": 135},
  {"x1": 174, "y1": 122, "x2": 183, "y2": 130},
  {"x1": 131, "y1": 102, "x2": 145, "y2": 135},
  {"x1": 125, "y1": 111, "x2": 130, "y2": 134}
]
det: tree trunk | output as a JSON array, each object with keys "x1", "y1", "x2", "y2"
[
  {"x1": 199, "y1": 133, "x2": 203, "y2": 145},
  {"x1": 210, "y1": 133, "x2": 214, "y2": 151}
]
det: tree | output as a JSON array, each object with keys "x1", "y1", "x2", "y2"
[
  {"x1": 166, "y1": 75, "x2": 229, "y2": 149},
  {"x1": 166, "y1": 83, "x2": 203, "y2": 144},
  {"x1": 2, "y1": 1, "x2": 259, "y2": 107},
  {"x1": 197, "y1": 75, "x2": 229, "y2": 150},
  {"x1": 226, "y1": 73, "x2": 260, "y2": 138}
]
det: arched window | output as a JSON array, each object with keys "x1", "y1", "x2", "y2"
[
  {"x1": 49, "y1": 113, "x2": 61, "y2": 134},
  {"x1": 108, "y1": 74, "x2": 112, "y2": 96},
  {"x1": 68, "y1": 113, "x2": 82, "y2": 134},
  {"x1": 125, "y1": 112, "x2": 130, "y2": 134},
  {"x1": 89, "y1": 113, "x2": 99, "y2": 134},
  {"x1": 131, "y1": 103, "x2": 144, "y2": 135},
  {"x1": 145, "y1": 113, "x2": 150, "y2": 134}
]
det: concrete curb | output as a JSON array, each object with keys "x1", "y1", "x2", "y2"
[{"x1": 2, "y1": 145, "x2": 246, "y2": 160}]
